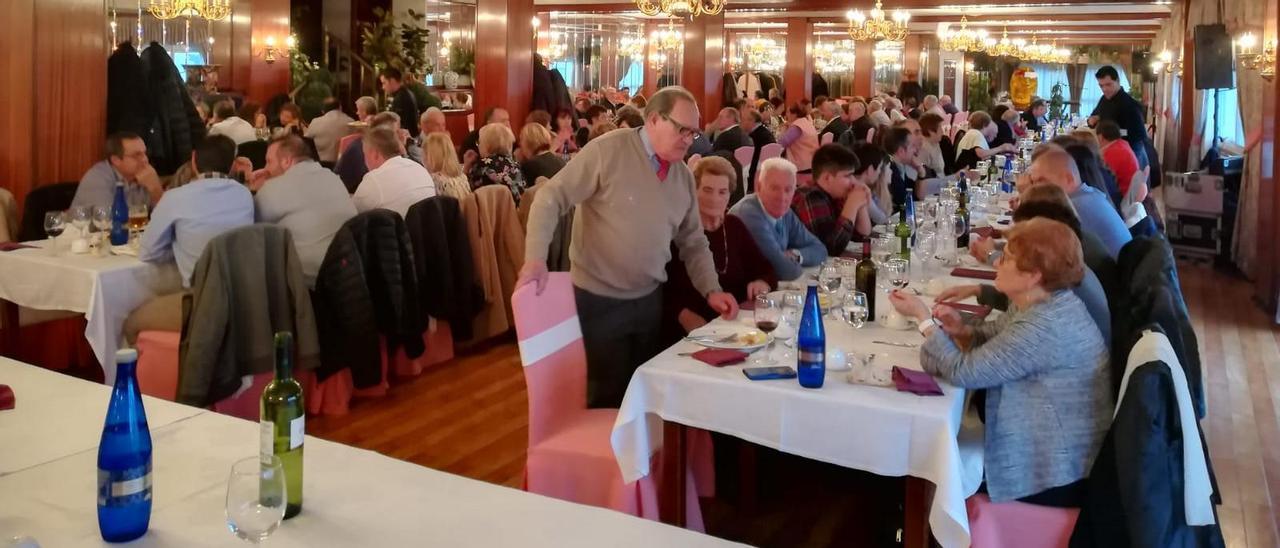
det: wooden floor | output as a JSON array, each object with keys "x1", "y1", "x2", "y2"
[{"x1": 307, "y1": 262, "x2": 1280, "y2": 547}]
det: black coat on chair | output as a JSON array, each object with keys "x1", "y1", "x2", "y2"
[{"x1": 18, "y1": 182, "x2": 79, "y2": 242}]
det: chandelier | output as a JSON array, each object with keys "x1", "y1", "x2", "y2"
[
  {"x1": 538, "y1": 31, "x2": 568, "y2": 61},
  {"x1": 620, "y1": 34, "x2": 647, "y2": 59},
  {"x1": 740, "y1": 28, "x2": 777, "y2": 66},
  {"x1": 1018, "y1": 33, "x2": 1051, "y2": 62},
  {"x1": 651, "y1": 19, "x2": 684, "y2": 51},
  {"x1": 938, "y1": 15, "x2": 988, "y2": 54},
  {"x1": 814, "y1": 40, "x2": 854, "y2": 73},
  {"x1": 147, "y1": 0, "x2": 231, "y2": 21},
  {"x1": 873, "y1": 41, "x2": 904, "y2": 70},
  {"x1": 845, "y1": 0, "x2": 910, "y2": 42},
  {"x1": 987, "y1": 25, "x2": 1021, "y2": 58},
  {"x1": 635, "y1": 0, "x2": 725, "y2": 19}
]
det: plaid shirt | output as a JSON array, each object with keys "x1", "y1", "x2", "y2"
[{"x1": 791, "y1": 186, "x2": 860, "y2": 257}]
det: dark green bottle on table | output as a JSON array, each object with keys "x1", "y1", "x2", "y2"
[
  {"x1": 261, "y1": 331, "x2": 304, "y2": 519},
  {"x1": 894, "y1": 207, "x2": 912, "y2": 261},
  {"x1": 956, "y1": 192, "x2": 971, "y2": 250},
  {"x1": 855, "y1": 241, "x2": 877, "y2": 319}
]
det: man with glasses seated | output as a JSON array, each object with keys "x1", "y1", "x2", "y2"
[
  {"x1": 72, "y1": 132, "x2": 166, "y2": 211},
  {"x1": 519, "y1": 85, "x2": 740, "y2": 409}
]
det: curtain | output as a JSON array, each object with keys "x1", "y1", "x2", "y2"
[
  {"x1": 1067, "y1": 64, "x2": 1086, "y2": 115},
  {"x1": 1028, "y1": 63, "x2": 1071, "y2": 103},
  {"x1": 1079, "y1": 63, "x2": 1132, "y2": 116},
  {"x1": 1224, "y1": 0, "x2": 1266, "y2": 282}
]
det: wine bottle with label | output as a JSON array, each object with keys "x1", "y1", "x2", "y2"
[
  {"x1": 261, "y1": 331, "x2": 304, "y2": 519},
  {"x1": 894, "y1": 206, "x2": 912, "y2": 261},
  {"x1": 855, "y1": 241, "x2": 877, "y2": 319},
  {"x1": 956, "y1": 192, "x2": 971, "y2": 249},
  {"x1": 98, "y1": 348, "x2": 152, "y2": 542}
]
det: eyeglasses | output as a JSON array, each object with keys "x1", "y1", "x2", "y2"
[{"x1": 661, "y1": 114, "x2": 700, "y2": 140}]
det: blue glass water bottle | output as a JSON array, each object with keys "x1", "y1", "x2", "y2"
[
  {"x1": 109, "y1": 182, "x2": 129, "y2": 246},
  {"x1": 797, "y1": 282, "x2": 826, "y2": 389},
  {"x1": 1002, "y1": 156, "x2": 1015, "y2": 194},
  {"x1": 97, "y1": 348, "x2": 152, "y2": 542}
]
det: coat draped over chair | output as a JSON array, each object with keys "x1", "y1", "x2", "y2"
[
  {"x1": 405, "y1": 196, "x2": 483, "y2": 342},
  {"x1": 461, "y1": 186, "x2": 525, "y2": 343}
]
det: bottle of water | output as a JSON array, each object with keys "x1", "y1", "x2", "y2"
[
  {"x1": 797, "y1": 282, "x2": 826, "y2": 389},
  {"x1": 97, "y1": 348, "x2": 152, "y2": 542},
  {"x1": 1002, "y1": 155, "x2": 1015, "y2": 194},
  {"x1": 109, "y1": 182, "x2": 129, "y2": 246}
]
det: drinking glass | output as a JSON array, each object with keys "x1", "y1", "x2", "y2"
[
  {"x1": 225, "y1": 455, "x2": 287, "y2": 545},
  {"x1": 817, "y1": 262, "x2": 842, "y2": 294},
  {"x1": 69, "y1": 205, "x2": 91, "y2": 239},
  {"x1": 43, "y1": 211, "x2": 65, "y2": 256},
  {"x1": 835, "y1": 257, "x2": 858, "y2": 290},
  {"x1": 885, "y1": 257, "x2": 910, "y2": 290},
  {"x1": 841, "y1": 291, "x2": 869, "y2": 328},
  {"x1": 775, "y1": 292, "x2": 803, "y2": 361},
  {"x1": 752, "y1": 295, "x2": 780, "y2": 365},
  {"x1": 92, "y1": 206, "x2": 112, "y2": 255},
  {"x1": 912, "y1": 228, "x2": 938, "y2": 284},
  {"x1": 872, "y1": 234, "x2": 897, "y2": 269}
]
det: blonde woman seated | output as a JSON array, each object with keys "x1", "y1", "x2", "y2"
[
  {"x1": 423, "y1": 132, "x2": 472, "y2": 201},
  {"x1": 889, "y1": 218, "x2": 1112, "y2": 508},
  {"x1": 468, "y1": 123, "x2": 527, "y2": 205},
  {"x1": 518, "y1": 123, "x2": 566, "y2": 189}
]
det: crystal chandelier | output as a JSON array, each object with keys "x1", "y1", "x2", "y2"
[
  {"x1": 651, "y1": 19, "x2": 683, "y2": 52},
  {"x1": 147, "y1": 0, "x2": 231, "y2": 21},
  {"x1": 1018, "y1": 33, "x2": 1051, "y2": 62},
  {"x1": 538, "y1": 31, "x2": 568, "y2": 61},
  {"x1": 635, "y1": 0, "x2": 725, "y2": 19},
  {"x1": 938, "y1": 15, "x2": 988, "y2": 54},
  {"x1": 987, "y1": 25, "x2": 1021, "y2": 58},
  {"x1": 740, "y1": 28, "x2": 777, "y2": 66},
  {"x1": 620, "y1": 34, "x2": 647, "y2": 59},
  {"x1": 845, "y1": 0, "x2": 910, "y2": 42}
]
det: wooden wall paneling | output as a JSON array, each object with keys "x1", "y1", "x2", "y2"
[
  {"x1": 248, "y1": 0, "x2": 292, "y2": 104},
  {"x1": 33, "y1": 0, "x2": 107, "y2": 188},
  {"x1": 0, "y1": 0, "x2": 36, "y2": 209},
  {"x1": 854, "y1": 40, "x2": 874, "y2": 99},
  {"x1": 475, "y1": 0, "x2": 535, "y2": 132},
  {"x1": 643, "y1": 20, "x2": 658, "y2": 98},
  {"x1": 1258, "y1": 0, "x2": 1280, "y2": 314},
  {"x1": 225, "y1": 0, "x2": 254, "y2": 95},
  {"x1": 784, "y1": 18, "x2": 812, "y2": 103},
  {"x1": 903, "y1": 34, "x2": 921, "y2": 77},
  {"x1": 680, "y1": 13, "x2": 724, "y2": 123}
]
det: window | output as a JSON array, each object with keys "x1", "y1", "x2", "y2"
[
  {"x1": 1078, "y1": 64, "x2": 1130, "y2": 116},
  {"x1": 1027, "y1": 63, "x2": 1071, "y2": 105}
]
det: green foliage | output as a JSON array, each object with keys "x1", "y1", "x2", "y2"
[
  {"x1": 449, "y1": 46, "x2": 475, "y2": 77},
  {"x1": 1048, "y1": 82, "x2": 1066, "y2": 123},
  {"x1": 406, "y1": 80, "x2": 443, "y2": 111},
  {"x1": 966, "y1": 72, "x2": 992, "y2": 113},
  {"x1": 360, "y1": 7, "x2": 433, "y2": 78}
]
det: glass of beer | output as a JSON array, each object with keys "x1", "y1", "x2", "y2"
[{"x1": 126, "y1": 185, "x2": 150, "y2": 246}]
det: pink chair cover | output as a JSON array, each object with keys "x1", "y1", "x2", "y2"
[
  {"x1": 759, "y1": 143, "x2": 783, "y2": 161},
  {"x1": 512, "y1": 273, "x2": 707, "y2": 529},
  {"x1": 733, "y1": 146, "x2": 755, "y2": 185},
  {"x1": 820, "y1": 132, "x2": 835, "y2": 145},
  {"x1": 136, "y1": 331, "x2": 180, "y2": 401},
  {"x1": 953, "y1": 111, "x2": 969, "y2": 126},
  {"x1": 686, "y1": 154, "x2": 702, "y2": 168},
  {"x1": 966, "y1": 493, "x2": 1079, "y2": 548},
  {"x1": 336, "y1": 134, "x2": 360, "y2": 163},
  {"x1": 866, "y1": 127, "x2": 876, "y2": 144}
]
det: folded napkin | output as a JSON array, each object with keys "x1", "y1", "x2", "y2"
[
  {"x1": 951, "y1": 267, "x2": 997, "y2": 280},
  {"x1": 111, "y1": 245, "x2": 139, "y2": 257},
  {"x1": 0, "y1": 242, "x2": 35, "y2": 252},
  {"x1": 0, "y1": 384, "x2": 14, "y2": 410},
  {"x1": 689, "y1": 348, "x2": 749, "y2": 367},
  {"x1": 936, "y1": 302, "x2": 993, "y2": 319},
  {"x1": 892, "y1": 366, "x2": 943, "y2": 396}
]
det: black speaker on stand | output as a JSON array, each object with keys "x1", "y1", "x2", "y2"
[
  {"x1": 1194, "y1": 24, "x2": 1236, "y2": 89},
  {"x1": 1133, "y1": 50, "x2": 1156, "y2": 81}
]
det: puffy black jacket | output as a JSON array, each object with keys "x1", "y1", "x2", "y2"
[
  {"x1": 311, "y1": 226, "x2": 380, "y2": 386},
  {"x1": 107, "y1": 42, "x2": 153, "y2": 138},
  {"x1": 141, "y1": 42, "x2": 206, "y2": 175},
  {"x1": 1112, "y1": 236, "x2": 1202, "y2": 417},
  {"x1": 405, "y1": 196, "x2": 482, "y2": 342}
]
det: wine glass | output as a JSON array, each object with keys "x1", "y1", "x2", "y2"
[
  {"x1": 226, "y1": 456, "x2": 287, "y2": 545},
  {"x1": 817, "y1": 262, "x2": 842, "y2": 294},
  {"x1": 752, "y1": 294, "x2": 780, "y2": 365},
  {"x1": 69, "y1": 205, "x2": 91, "y2": 239},
  {"x1": 43, "y1": 211, "x2": 65, "y2": 256},
  {"x1": 872, "y1": 234, "x2": 897, "y2": 269},
  {"x1": 885, "y1": 257, "x2": 910, "y2": 290},
  {"x1": 842, "y1": 291, "x2": 869, "y2": 328},
  {"x1": 775, "y1": 292, "x2": 803, "y2": 362},
  {"x1": 92, "y1": 206, "x2": 112, "y2": 254}
]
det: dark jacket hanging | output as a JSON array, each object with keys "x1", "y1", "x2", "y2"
[
  {"x1": 107, "y1": 42, "x2": 153, "y2": 138},
  {"x1": 721, "y1": 73, "x2": 741, "y2": 104},
  {"x1": 405, "y1": 196, "x2": 482, "y2": 342},
  {"x1": 140, "y1": 42, "x2": 206, "y2": 176},
  {"x1": 311, "y1": 226, "x2": 382, "y2": 387},
  {"x1": 811, "y1": 73, "x2": 830, "y2": 100}
]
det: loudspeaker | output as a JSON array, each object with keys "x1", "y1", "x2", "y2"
[
  {"x1": 1194, "y1": 24, "x2": 1235, "y2": 89},
  {"x1": 1133, "y1": 50, "x2": 1156, "y2": 80}
]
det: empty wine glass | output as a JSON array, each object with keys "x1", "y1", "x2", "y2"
[
  {"x1": 752, "y1": 294, "x2": 780, "y2": 365},
  {"x1": 817, "y1": 262, "x2": 842, "y2": 294},
  {"x1": 225, "y1": 456, "x2": 287, "y2": 545},
  {"x1": 69, "y1": 205, "x2": 91, "y2": 239},
  {"x1": 43, "y1": 211, "x2": 65, "y2": 256},
  {"x1": 842, "y1": 291, "x2": 869, "y2": 328},
  {"x1": 872, "y1": 234, "x2": 897, "y2": 269},
  {"x1": 885, "y1": 257, "x2": 910, "y2": 290}
]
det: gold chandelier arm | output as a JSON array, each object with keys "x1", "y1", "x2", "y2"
[{"x1": 635, "y1": 0, "x2": 662, "y2": 17}]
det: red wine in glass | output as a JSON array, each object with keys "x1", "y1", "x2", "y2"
[{"x1": 755, "y1": 320, "x2": 778, "y2": 333}]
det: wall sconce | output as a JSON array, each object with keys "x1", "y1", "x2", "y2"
[
  {"x1": 1236, "y1": 33, "x2": 1276, "y2": 81},
  {"x1": 1149, "y1": 49, "x2": 1182, "y2": 76},
  {"x1": 257, "y1": 35, "x2": 296, "y2": 64}
]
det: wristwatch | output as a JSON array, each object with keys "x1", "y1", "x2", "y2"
[{"x1": 917, "y1": 318, "x2": 938, "y2": 337}]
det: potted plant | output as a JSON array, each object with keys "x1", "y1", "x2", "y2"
[
  {"x1": 360, "y1": 8, "x2": 433, "y2": 101},
  {"x1": 448, "y1": 46, "x2": 475, "y2": 88}
]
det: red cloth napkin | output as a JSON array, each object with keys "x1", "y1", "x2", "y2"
[
  {"x1": 971, "y1": 226, "x2": 994, "y2": 239},
  {"x1": 951, "y1": 267, "x2": 998, "y2": 280},
  {"x1": 892, "y1": 367, "x2": 943, "y2": 396},
  {"x1": 0, "y1": 384, "x2": 14, "y2": 410},
  {"x1": 739, "y1": 300, "x2": 755, "y2": 311},
  {"x1": 936, "y1": 302, "x2": 993, "y2": 319},
  {"x1": 0, "y1": 242, "x2": 34, "y2": 252},
  {"x1": 689, "y1": 348, "x2": 749, "y2": 367}
]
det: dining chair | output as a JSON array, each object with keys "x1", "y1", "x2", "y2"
[
  {"x1": 954, "y1": 111, "x2": 970, "y2": 126},
  {"x1": 866, "y1": 127, "x2": 876, "y2": 145},
  {"x1": 512, "y1": 273, "x2": 706, "y2": 530},
  {"x1": 686, "y1": 154, "x2": 703, "y2": 168},
  {"x1": 335, "y1": 133, "x2": 361, "y2": 163},
  {"x1": 759, "y1": 143, "x2": 783, "y2": 161},
  {"x1": 966, "y1": 493, "x2": 1079, "y2": 548},
  {"x1": 820, "y1": 132, "x2": 835, "y2": 146},
  {"x1": 17, "y1": 181, "x2": 78, "y2": 242},
  {"x1": 733, "y1": 146, "x2": 755, "y2": 173}
]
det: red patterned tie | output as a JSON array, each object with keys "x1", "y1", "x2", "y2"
[{"x1": 656, "y1": 157, "x2": 671, "y2": 182}]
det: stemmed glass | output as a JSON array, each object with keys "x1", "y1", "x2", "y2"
[
  {"x1": 885, "y1": 257, "x2": 910, "y2": 290},
  {"x1": 43, "y1": 211, "x2": 65, "y2": 256},
  {"x1": 69, "y1": 205, "x2": 91, "y2": 240},
  {"x1": 226, "y1": 456, "x2": 287, "y2": 545},
  {"x1": 752, "y1": 294, "x2": 780, "y2": 365},
  {"x1": 841, "y1": 291, "x2": 869, "y2": 328},
  {"x1": 777, "y1": 292, "x2": 804, "y2": 362},
  {"x1": 92, "y1": 206, "x2": 112, "y2": 254}
]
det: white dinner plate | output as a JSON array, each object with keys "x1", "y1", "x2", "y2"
[{"x1": 685, "y1": 327, "x2": 774, "y2": 352}]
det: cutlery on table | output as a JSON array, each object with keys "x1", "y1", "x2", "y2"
[{"x1": 872, "y1": 340, "x2": 919, "y2": 348}]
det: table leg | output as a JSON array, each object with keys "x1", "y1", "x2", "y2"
[
  {"x1": 904, "y1": 476, "x2": 932, "y2": 548},
  {"x1": 1, "y1": 299, "x2": 18, "y2": 358},
  {"x1": 660, "y1": 421, "x2": 688, "y2": 528}
]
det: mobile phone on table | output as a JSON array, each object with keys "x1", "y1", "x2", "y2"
[{"x1": 742, "y1": 366, "x2": 797, "y2": 381}]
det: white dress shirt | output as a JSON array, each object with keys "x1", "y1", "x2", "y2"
[
  {"x1": 304, "y1": 109, "x2": 356, "y2": 163},
  {"x1": 352, "y1": 156, "x2": 438, "y2": 218},
  {"x1": 207, "y1": 116, "x2": 258, "y2": 145}
]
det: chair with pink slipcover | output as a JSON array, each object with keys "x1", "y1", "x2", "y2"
[
  {"x1": 135, "y1": 332, "x2": 286, "y2": 421},
  {"x1": 965, "y1": 493, "x2": 1080, "y2": 548},
  {"x1": 820, "y1": 132, "x2": 835, "y2": 145},
  {"x1": 336, "y1": 133, "x2": 360, "y2": 163},
  {"x1": 866, "y1": 127, "x2": 876, "y2": 145},
  {"x1": 758, "y1": 143, "x2": 783, "y2": 161},
  {"x1": 953, "y1": 111, "x2": 970, "y2": 127},
  {"x1": 512, "y1": 273, "x2": 706, "y2": 529}
]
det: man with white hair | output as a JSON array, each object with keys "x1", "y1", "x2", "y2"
[
  {"x1": 939, "y1": 94, "x2": 959, "y2": 115},
  {"x1": 818, "y1": 100, "x2": 849, "y2": 143},
  {"x1": 1025, "y1": 145, "x2": 1131, "y2": 258},
  {"x1": 355, "y1": 96, "x2": 378, "y2": 123},
  {"x1": 728, "y1": 158, "x2": 828, "y2": 281},
  {"x1": 519, "y1": 86, "x2": 740, "y2": 408},
  {"x1": 868, "y1": 99, "x2": 893, "y2": 127},
  {"x1": 921, "y1": 95, "x2": 944, "y2": 117}
]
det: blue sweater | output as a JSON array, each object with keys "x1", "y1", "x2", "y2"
[
  {"x1": 1070, "y1": 184, "x2": 1131, "y2": 258},
  {"x1": 921, "y1": 289, "x2": 1113, "y2": 502},
  {"x1": 728, "y1": 194, "x2": 828, "y2": 281}
]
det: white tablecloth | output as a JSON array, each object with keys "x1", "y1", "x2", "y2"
[
  {"x1": 0, "y1": 241, "x2": 183, "y2": 383},
  {"x1": 0, "y1": 358, "x2": 744, "y2": 547},
  {"x1": 611, "y1": 277, "x2": 989, "y2": 548}
]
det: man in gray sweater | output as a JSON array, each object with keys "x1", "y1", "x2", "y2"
[{"x1": 519, "y1": 86, "x2": 739, "y2": 408}]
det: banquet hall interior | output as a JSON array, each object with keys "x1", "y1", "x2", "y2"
[{"x1": 3, "y1": 0, "x2": 1280, "y2": 546}]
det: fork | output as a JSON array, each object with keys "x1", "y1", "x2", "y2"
[{"x1": 684, "y1": 333, "x2": 740, "y2": 344}]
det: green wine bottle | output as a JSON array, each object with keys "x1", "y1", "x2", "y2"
[
  {"x1": 261, "y1": 331, "x2": 304, "y2": 519},
  {"x1": 956, "y1": 192, "x2": 971, "y2": 250},
  {"x1": 855, "y1": 241, "x2": 877, "y2": 319},
  {"x1": 894, "y1": 208, "x2": 912, "y2": 261}
]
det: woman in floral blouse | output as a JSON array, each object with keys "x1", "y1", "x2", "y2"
[{"x1": 468, "y1": 123, "x2": 527, "y2": 205}]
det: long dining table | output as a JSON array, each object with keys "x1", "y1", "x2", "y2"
[
  {"x1": 0, "y1": 357, "x2": 746, "y2": 547},
  {"x1": 611, "y1": 267, "x2": 993, "y2": 548}
]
